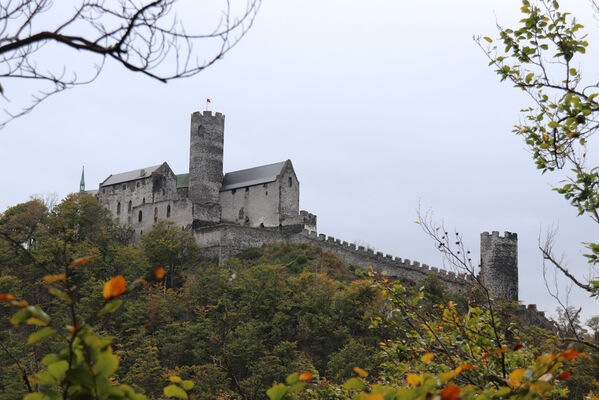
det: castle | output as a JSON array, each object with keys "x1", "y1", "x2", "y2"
[{"x1": 94, "y1": 110, "x2": 546, "y2": 321}]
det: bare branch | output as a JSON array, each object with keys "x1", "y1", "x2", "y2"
[{"x1": 0, "y1": 0, "x2": 262, "y2": 128}]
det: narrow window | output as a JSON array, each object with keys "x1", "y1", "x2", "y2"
[
  {"x1": 232, "y1": 189, "x2": 236, "y2": 195},
  {"x1": 288, "y1": 177, "x2": 292, "y2": 187},
  {"x1": 154, "y1": 207, "x2": 158, "y2": 223},
  {"x1": 167, "y1": 205, "x2": 171, "y2": 218},
  {"x1": 128, "y1": 200, "x2": 132, "y2": 213},
  {"x1": 140, "y1": 230, "x2": 143, "y2": 236},
  {"x1": 122, "y1": 184, "x2": 126, "y2": 190},
  {"x1": 136, "y1": 181, "x2": 140, "y2": 188},
  {"x1": 142, "y1": 198, "x2": 146, "y2": 205},
  {"x1": 138, "y1": 210, "x2": 143, "y2": 222},
  {"x1": 162, "y1": 189, "x2": 165, "y2": 196},
  {"x1": 245, "y1": 187, "x2": 249, "y2": 192},
  {"x1": 263, "y1": 183, "x2": 267, "y2": 188},
  {"x1": 116, "y1": 202, "x2": 121, "y2": 215},
  {"x1": 102, "y1": 188, "x2": 105, "y2": 194}
]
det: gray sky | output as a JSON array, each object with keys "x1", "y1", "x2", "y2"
[{"x1": 1, "y1": 0, "x2": 598, "y2": 322}]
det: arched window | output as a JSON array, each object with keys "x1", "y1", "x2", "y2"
[
  {"x1": 154, "y1": 207, "x2": 158, "y2": 223},
  {"x1": 288, "y1": 177, "x2": 292, "y2": 187},
  {"x1": 138, "y1": 210, "x2": 142, "y2": 222},
  {"x1": 116, "y1": 202, "x2": 121, "y2": 215},
  {"x1": 128, "y1": 200, "x2": 132, "y2": 213},
  {"x1": 167, "y1": 205, "x2": 171, "y2": 218}
]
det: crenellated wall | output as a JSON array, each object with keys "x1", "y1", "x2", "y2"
[{"x1": 193, "y1": 224, "x2": 471, "y2": 289}]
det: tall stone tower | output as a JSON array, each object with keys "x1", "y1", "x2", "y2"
[
  {"x1": 480, "y1": 231, "x2": 518, "y2": 301},
  {"x1": 189, "y1": 110, "x2": 224, "y2": 227}
]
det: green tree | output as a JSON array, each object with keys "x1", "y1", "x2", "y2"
[
  {"x1": 141, "y1": 220, "x2": 200, "y2": 288},
  {"x1": 477, "y1": 0, "x2": 599, "y2": 350}
]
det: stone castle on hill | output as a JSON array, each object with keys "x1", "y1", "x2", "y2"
[{"x1": 91, "y1": 110, "x2": 549, "y2": 325}]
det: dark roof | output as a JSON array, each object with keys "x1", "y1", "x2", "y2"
[
  {"x1": 100, "y1": 164, "x2": 162, "y2": 186},
  {"x1": 221, "y1": 161, "x2": 287, "y2": 191}
]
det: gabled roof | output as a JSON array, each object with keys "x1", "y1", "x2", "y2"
[
  {"x1": 221, "y1": 161, "x2": 287, "y2": 191},
  {"x1": 100, "y1": 164, "x2": 162, "y2": 187}
]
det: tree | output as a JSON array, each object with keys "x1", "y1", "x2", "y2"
[
  {"x1": 0, "y1": 0, "x2": 261, "y2": 128},
  {"x1": 477, "y1": 0, "x2": 599, "y2": 349}
]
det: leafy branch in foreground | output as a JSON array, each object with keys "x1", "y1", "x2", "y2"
[{"x1": 476, "y1": 0, "x2": 599, "y2": 350}]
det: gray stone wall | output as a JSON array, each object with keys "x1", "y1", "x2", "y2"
[
  {"x1": 126, "y1": 199, "x2": 192, "y2": 240},
  {"x1": 97, "y1": 163, "x2": 180, "y2": 228},
  {"x1": 220, "y1": 181, "x2": 281, "y2": 227},
  {"x1": 193, "y1": 224, "x2": 470, "y2": 290},
  {"x1": 279, "y1": 161, "x2": 299, "y2": 224},
  {"x1": 480, "y1": 231, "x2": 518, "y2": 301},
  {"x1": 189, "y1": 111, "x2": 224, "y2": 225},
  {"x1": 300, "y1": 210, "x2": 317, "y2": 233}
]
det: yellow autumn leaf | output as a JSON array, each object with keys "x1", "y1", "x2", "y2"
[
  {"x1": 422, "y1": 353, "x2": 434, "y2": 363},
  {"x1": 353, "y1": 367, "x2": 368, "y2": 378},
  {"x1": 543, "y1": 134, "x2": 550, "y2": 141},
  {"x1": 359, "y1": 393, "x2": 384, "y2": 400},
  {"x1": 508, "y1": 368, "x2": 526, "y2": 387},
  {"x1": 406, "y1": 374, "x2": 422, "y2": 387},
  {"x1": 169, "y1": 376, "x2": 182, "y2": 383},
  {"x1": 43, "y1": 274, "x2": 67, "y2": 283},
  {"x1": 439, "y1": 371, "x2": 457, "y2": 384}
]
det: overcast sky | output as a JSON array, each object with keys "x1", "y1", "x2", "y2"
[{"x1": 1, "y1": 0, "x2": 598, "y2": 322}]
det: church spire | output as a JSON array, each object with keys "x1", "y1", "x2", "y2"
[{"x1": 80, "y1": 166, "x2": 85, "y2": 193}]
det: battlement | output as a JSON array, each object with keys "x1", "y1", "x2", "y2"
[
  {"x1": 192, "y1": 110, "x2": 225, "y2": 120},
  {"x1": 302, "y1": 229, "x2": 470, "y2": 286},
  {"x1": 481, "y1": 231, "x2": 517, "y2": 240}
]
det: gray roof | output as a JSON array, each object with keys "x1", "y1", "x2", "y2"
[
  {"x1": 100, "y1": 164, "x2": 162, "y2": 186},
  {"x1": 221, "y1": 161, "x2": 287, "y2": 191}
]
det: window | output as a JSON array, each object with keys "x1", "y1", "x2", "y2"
[
  {"x1": 154, "y1": 207, "x2": 158, "y2": 223},
  {"x1": 232, "y1": 189, "x2": 236, "y2": 195},
  {"x1": 288, "y1": 177, "x2": 292, "y2": 187},
  {"x1": 136, "y1": 181, "x2": 140, "y2": 188},
  {"x1": 245, "y1": 187, "x2": 249, "y2": 192},
  {"x1": 138, "y1": 210, "x2": 142, "y2": 222},
  {"x1": 122, "y1": 184, "x2": 126, "y2": 190},
  {"x1": 263, "y1": 183, "x2": 267, "y2": 188},
  {"x1": 116, "y1": 202, "x2": 121, "y2": 215},
  {"x1": 128, "y1": 200, "x2": 132, "y2": 213},
  {"x1": 167, "y1": 205, "x2": 171, "y2": 218},
  {"x1": 102, "y1": 188, "x2": 105, "y2": 194},
  {"x1": 142, "y1": 198, "x2": 146, "y2": 205}
]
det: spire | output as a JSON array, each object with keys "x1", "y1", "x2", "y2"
[{"x1": 80, "y1": 166, "x2": 85, "y2": 193}]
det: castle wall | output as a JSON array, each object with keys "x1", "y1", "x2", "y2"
[
  {"x1": 98, "y1": 164, "x2": 180, "y2": 228},
  {"x1": 193, "y1": 224, "x2": 469, "y2": 290},
  {"x1": 278, "y1": 162, "x2": 299, "y2": 224},
  {"x1": 130, "y1": 199, "x2": 192, "y2": 240},
  {"x1": 99, "y1": 176, "x2": 154, "y2": 225},
  {"x1": 220, "y1": 181, "x2": 281, "y2": 227}
]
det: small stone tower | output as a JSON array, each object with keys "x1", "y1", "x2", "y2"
[
  {"x1": 480, "y1": 231, "x2": 518, "y2": 301},
  {"x1": 189, "y1": 110, "x2": 225, "y2": 227}
]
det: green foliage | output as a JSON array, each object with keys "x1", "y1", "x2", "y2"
[
  {"x1": 0, "y1": 195, "x2": 392, "y2": 399},
  {"x1": 478, "y1": 0, "x2": 599, "y2": 296}
]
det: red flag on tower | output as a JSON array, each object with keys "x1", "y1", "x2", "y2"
[{"x1": 206, "y1": 98, "x2": 211, "y2": 103}]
